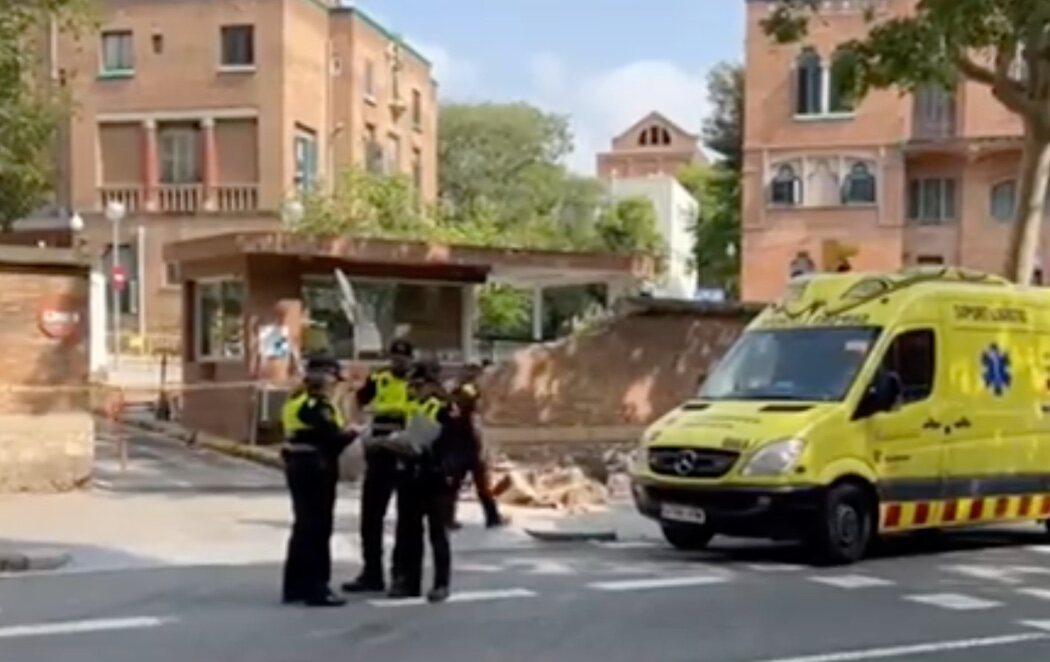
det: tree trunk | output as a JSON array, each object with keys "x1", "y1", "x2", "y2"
[{"x1": 1005, "y1": 131, "x2": 1050, "y2": 282}]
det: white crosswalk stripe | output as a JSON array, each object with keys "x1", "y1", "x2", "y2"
[
  {"x1": 588, "y1": 575, "x2": 730, "y2": 592},
  {"x1": 1015, "y1": 587, "x2": 1050, "y2": 601},
  {"x1": 809, "y1": 574, "x2": 895, "y2": 589},
  {"x1": 904, "y1": 593, "x2": 1002, "y2": 610},
  {"x1": 369, "y1": 588, "x2": 536, "y2": 607}
]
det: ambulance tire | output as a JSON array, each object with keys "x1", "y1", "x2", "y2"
[
  {"x1": 661, "y1": 523, "x2": 715, "y2": 551},
  {"x1": 809, "y1": 481, "x2": 874, "y2": 566}
]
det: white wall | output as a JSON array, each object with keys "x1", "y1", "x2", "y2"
[{"x1": 607, "y1": 175, "x2": 699, "y2": 299}]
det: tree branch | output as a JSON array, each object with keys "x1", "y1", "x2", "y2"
[{"x1": 956, "y1": 52, "x2": 1047, "y2": 133}]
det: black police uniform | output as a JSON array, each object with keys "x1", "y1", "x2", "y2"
[
  {"x1": 343, "y1": 339, "x2": 414, "y2": 593},
  {"x1": 281, "y1": 358, "x2": 356, "y2": 607},
  {"x1": 390, "y1": 369, "x2": 455, "y2": 602},
  {"x1": 446, "y1": 379, "x2": 505, "y2": 529}
]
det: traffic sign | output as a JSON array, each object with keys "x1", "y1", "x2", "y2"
[{"x1": 112, "y1": 264, "x2": 127, "y2": 291}]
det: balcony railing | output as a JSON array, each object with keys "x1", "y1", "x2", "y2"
[
  {"x1": 99, "y1": 185, "x2": 143, "y2": 214},
  {"x1": 158, "y1": 184, "x2": 203, "y2": 213},
  {"x1": 96, "y1": 183, "x2": 259, "y2": 214},
  {"x1": 912, "y1": 85, "x2": 957, "y2": 140}
]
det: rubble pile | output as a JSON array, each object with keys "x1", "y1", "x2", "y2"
[{"x1": 488, "y1": 448, "x2": 636, "y2": 512}]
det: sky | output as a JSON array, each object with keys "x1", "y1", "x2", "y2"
[{"x1": 347, "y1": 0, "x2": 745, "y2": 173}]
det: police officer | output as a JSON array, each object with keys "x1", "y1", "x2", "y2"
[
  {"x1": 389, "y1": 360, "x2": 455, "y2": 602},
  {"x1": 342, "y1": 339, "x2": 414, "y2": 593},
  {"x1": 446, "y1": 364, "x2": 507, "y2": 530},
  {"x1": 281, "y1": 355, "x2": 356, "y2": 607}
]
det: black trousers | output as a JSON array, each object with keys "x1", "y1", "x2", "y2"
[
  {"x1": 449, "y1": 457, "x2": 502, "y2": 526},
  {"x1": 394, "y1": 467, "x2": 452, "y2": 592},
  {"x1": 282, "y1": 451, "x2": 338, "y2": 600},
  {"x1": 358, "y1": 450, "x2": 400, "y2": 583}
]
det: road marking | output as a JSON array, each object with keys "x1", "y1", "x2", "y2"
[
  {"x1": 748, "y1": 632, "x2": 1048, "y2": 662},
  {"x1": 747, "y1": 563, "x2": 805, "y2": 573},
  {"x1": 0, "y1": 616, "x2": 172, "y2": 639},
  {"x1": 588, "y1": 575, "x2": 729, "y2": 592},
  {"x1": 1021, "y1": 620, "x2": 1050, "y2": 632},
  {"x1": 809, "y1": 574, "x2": 895, "y2": 589},
  {"x1": 93, "y1": 478, "x2": 114, "y2": 489},
  {"x1": 1027, "y1": 546, "x2": 1050, "y2": 554},
  {"x1": 904, "y1": 593, "x2": 1002, "y2": 610},
  {"x1": 591, "y1": 540, "x2": 662, "y2": 550},
  {"x1": 1016, "y1": 587, "x2": 1050, "y2": 601},
  {"x1": 369, "y1": 588, "x2": 535, "y2": 607}
]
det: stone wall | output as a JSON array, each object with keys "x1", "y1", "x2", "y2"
[
  {"x1": 480, "y1": 299, "x2": 760, "y2": 445},
  {"x1": 0, "y1": 249, "x2": 94, "y2": 492}
]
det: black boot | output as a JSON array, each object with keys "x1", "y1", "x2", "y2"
[
  {"x1": 387, "y1": 578, "x2": 422, "y2": 599},
  {"x1": 342, "y1": 574, "x2": 385, "y2": 593},
  {"x1": 427, "y1": 585, "x2": 450, "y2": 603}
]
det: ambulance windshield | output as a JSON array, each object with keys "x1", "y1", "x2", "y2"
[{"x1": 699, "y1": 327, "x2": 881, "y2": 402}]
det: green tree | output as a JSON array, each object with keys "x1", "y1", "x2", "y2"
[
  {"x1": 594, "y1": 197, "x2": 661, "y2": 253},
  {"x1": 295, "y1": 167, "x2": 426, "y2": 238},
  {"x1": 0, "y1": 0, "x2": 92, "y2": 230},
  {"x1": 764, "y1": 0, "x2": 1050, "y2": 282},
  {"x1": 679, "y1": 61, "x2": 743, "y2": 296},
  {"x1": 438, "y1": 102, "x2": 573, "y2": 223}
]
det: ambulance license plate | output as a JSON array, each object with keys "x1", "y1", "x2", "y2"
[{"x1": 661, "y1": 503, "x2": 706, "y2": 525}]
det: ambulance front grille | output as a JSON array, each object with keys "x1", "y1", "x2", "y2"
[{"x1": 648, "y1": 447, "x2": 739, "y2": 479}]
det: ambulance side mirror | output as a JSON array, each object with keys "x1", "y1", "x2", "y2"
[{"x1": 857, "y1": 369, "x2": 902, "y2": 419}]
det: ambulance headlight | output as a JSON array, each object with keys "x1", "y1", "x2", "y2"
[{"x1": 740, "y1": 438, "x2": 806, "y2": 477}]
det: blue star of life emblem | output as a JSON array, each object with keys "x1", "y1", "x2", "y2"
[{"x1": 981, "y1": 343, "x2": 1011, "y2": 396}]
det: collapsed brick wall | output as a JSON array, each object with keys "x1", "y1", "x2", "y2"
[{"x1": 479, "y1": 300, "x2": 759, "y2": 430}]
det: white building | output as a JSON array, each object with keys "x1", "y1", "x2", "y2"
[{"x1": 607, "y1": 175, "x2": 699, "y2": 299}]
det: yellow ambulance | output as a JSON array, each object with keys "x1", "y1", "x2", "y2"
[{"x1": 630, "y1": 267, "x2": 1050, "y2": 564}]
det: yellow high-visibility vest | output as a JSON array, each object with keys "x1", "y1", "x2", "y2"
[
  {"x1": 371, "y1": 369, "x2": 410, "y2": 416},
  {"x1": 281, "y1": 392, "x2": 345, "y2": 438},
  {"x1": 410, "y1": 396, "x2": 444, "y2": 421}
]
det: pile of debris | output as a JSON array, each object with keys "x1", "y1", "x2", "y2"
[{"x1": 488, "y1": 449, "x2": 636, "y2": 513}]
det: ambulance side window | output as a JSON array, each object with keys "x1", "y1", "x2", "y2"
[{"x1": 881, "y1": 329, "x2": 936, "y2": 404}]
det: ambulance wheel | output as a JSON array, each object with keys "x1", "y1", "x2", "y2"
[
  {"x1": 809, "y1": 481, "x2": 874, "y2": 566},
  {"x1": 662, "y1": 523, "x2": 715, "y2": 551}
]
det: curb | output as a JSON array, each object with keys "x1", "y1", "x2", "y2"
[
  {"x1": 123, "y1": 419, "x2": 284, "y2": 471},
  {"x1": 524, "y1": 528, "x2": 618, "y2": 543},
  {"x1": 0, "y1": 549, "x2": 72, "y2": 573}
]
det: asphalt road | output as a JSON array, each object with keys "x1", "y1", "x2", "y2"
[{"x1": 3, "y1": 526, "x2": 1050, "y2": 662}]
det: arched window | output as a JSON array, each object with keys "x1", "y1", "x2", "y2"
[
  {"x1": 796, "y1": 48, "x2": 823, "y2": 116},
  {"x1": 660, "y1": 128, "x2": 671, "y2": 145},
  {"x1": 990, "y1": 180, "x2": 1016, "y2": 222},
  {"x1": 639, "y1": 130, "x2": 649, "y2": 146},
  {"x1": 828, "y1": 52, "x2": 854, "y2": 113},
  {"x1": 842, "y1": 161, "x2": 876, "y2": 204},
  {"x1": 771, "y1": 163, "x2": 801, "y2": 206}
]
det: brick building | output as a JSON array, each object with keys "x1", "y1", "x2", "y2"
[
  {"x1": 597, "y1": 112, "x2": 706, "y2": 181},
  {"x1": 27, "y1": 0, "x2": 437, "y2": 349},
  {"x1": 742, "y1": 0, "x2": 1038, "y2": 302}
]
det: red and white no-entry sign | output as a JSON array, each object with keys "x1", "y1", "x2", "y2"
[{"x1": 111, "y1": 264, "x2": 127, "y2": 291}]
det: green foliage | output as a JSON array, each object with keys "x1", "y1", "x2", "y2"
[
  {"x1": 594, "y1": 197, "x2": 661, "y2": 253},
  {"x1": 0, "y1": 0, "x2": 92, "y2": 229},
  {"x1": 762, "y1": 0, "x2": 1050, "y2": 281},
  {"x1": 476, "y1": 284, "x2": 530, "y2": 339},
  {"x1": 680, "y1": 61, "x2": 743, "y2": 297}
]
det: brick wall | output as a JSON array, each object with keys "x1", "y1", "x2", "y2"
[
  {"x1": 479, "y1": 300, "x2": 758, "y2": 437},
  {"x1": 0, "y1": 253, "x2": 94, "y2": 492}
]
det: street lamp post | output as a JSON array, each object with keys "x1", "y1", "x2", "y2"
[{"x1": 105, "y1": 200, "x2": 127, "y2": 369}]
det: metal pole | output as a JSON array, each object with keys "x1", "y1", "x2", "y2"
[{"x1": 111, "y1": 216, "x2": 121, "y2": 369}]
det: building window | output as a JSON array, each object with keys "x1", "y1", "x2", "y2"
[
  {"x1": 364, "y1": 59, "x2": 376, "y2": 98},
  {"x1": 842, "y1": 162, "x2": 876, "y2": 204},
  {"x1": 770, "y1": 163, "x2": 802, "y2": 206},
  {"x1": 364, "y1": 124, "x2": 382, "y2": 173},
  {"x1": 163, "y1": 262, "x2": 181, "y2": 287},
  {"x1": 913, "y1": 85, "x2": 956, "y2": 138},
  {"x1": 907, "y1": 177, "x2": 957, "y2": 224},
  {"x1": 196, "y1": 279, "x2": 244, "y2": 360},
  {"x1": 293, "y1": 126, "x2": 318, "y2": 193},
  {"x1": 220, "y1": 25, "x2": 255, "y2": 69},
  {"x1": 386, "y1": 134, "x2": 401, "y2": 174},
  {"x1": 828, "y1": 53, "x2": 855, "y2": 114},
  {"x1": 411, "y1": 148, "x2": 422, "y2": 192},
  {"x1": 795, "y1": 48, "x2": 823, "y2": 116},
  {"x1": 101, "y1": 30, "x2": 134, "y2": 74},
  {"x1": 158, "y1": 127, "x2": 199, "y2": 184},
  {"x1": 990, "y1": 180, "x2": 1017, "y2": 222},
  {"x1": 411, "y1": 89, "x2": 422, "y2": 129}
]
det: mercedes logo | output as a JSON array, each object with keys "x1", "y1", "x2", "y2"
[{"x1": 673, "y1": 450, "x2": 698, "y2": 476}]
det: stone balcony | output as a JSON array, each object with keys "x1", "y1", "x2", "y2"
[{"x1": 98, "y1": 183, "x2": 259, "y2": 215}]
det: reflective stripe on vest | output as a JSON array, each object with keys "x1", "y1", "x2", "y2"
[{"x1": 372, "y1": 369, "x2": 409, "y2": 416}]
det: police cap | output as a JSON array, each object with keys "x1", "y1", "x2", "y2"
[
  {"x1": 410, "y1": 358, "x2": 442, "y2": 384},
  {"x1": 388, "y1": 338, "x2": 414, "y2": 358},
  {"x1": 305, "y1": 354, "x2": 343, "y2": 381}
]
